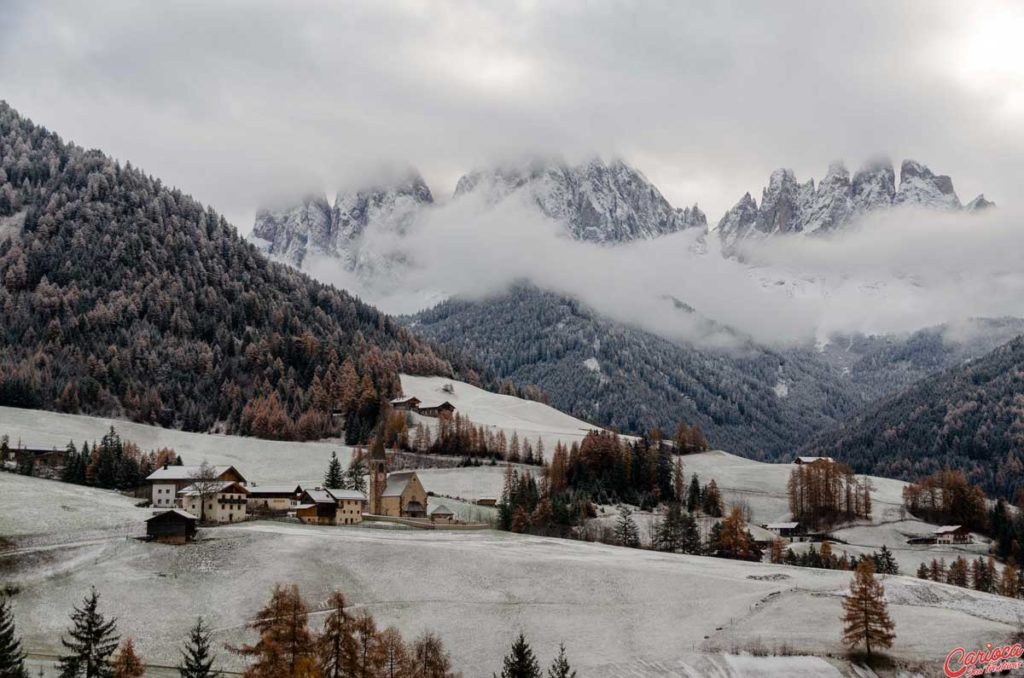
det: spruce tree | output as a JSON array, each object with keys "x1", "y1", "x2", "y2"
[
  {"x1": 178, "y1": 617, "x2": 219, "y2": 678},
  {"x1": 614, "y1": 506, "x2": 641, "y2": 548},
  {"x1": 841, "y1": 560, "x2": 895, "y2": 659},
  {"x1": 680, "y1": 512, "x2": 702, "y2": 554},
  {"x1": 496, "y1": 633, "x2": 541, "y2": 678},
  {"x1": 686, "y1": 475, "x2": 701, "y2": 513},
  {"x1": 0, "y1": 596, "x2": 29, "y2": 678},
  {"x1": 655, "y1": 503, "x2": 684, "y2": 552},
  {"x1": 547, "y1": 644, "x2": 575, "y2": 678},
  {"x1": 324, "y1": 451, "x2": 344, "y2": 489},
  {"x1": 58, "y1": 587, "x2": 120, "y2": 678}
]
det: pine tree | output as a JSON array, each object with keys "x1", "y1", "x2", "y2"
[
  {"x1": 324, "y1": 451, "x2": 344, "y2": 489},
  {"x1": 915, "y1": 563, "x2": 929, "y2": 579},
  {"x1": 700, "y1": 480, "x2": 723, "y2": 517},
  {"x1": 874, "y1": 545, "x2": 899, "y2": 575},
  {"x1": 655, "y1": 503, "x2": 684, "y2": 552},
  {"x1": 547, "y1": 644, "x2": 575, "y2": 678},
  {"x1": 178, "y1": 617, "x2": 220, "y2": 678},
  {"x1": 497, "y1": 633, "x2": 541, "y2": 678},
  {"x1": 841, "y1": 560, "x2": 895, "y2": 659},
  {"x1": 0, "y1": 596, "x2": 29, "y2": 678},
  {"x1": 111, "y1": 639, "x2": 144, "y2": 678},
  {"x1": 346, "y1": 457, "x2": 367, "y2": 494},
  {"x1": 686, "y1": 475, "x2": 701, "y2": 513},
  {"x1": 614, "y1": 506, "x2": 641, "y2": 548},
  {"x1": 58, "y1": 587, "x2": 120, "y2": 678},
  {"x1": 680, "y1": 512, "x2": 702, "y2": 554}
]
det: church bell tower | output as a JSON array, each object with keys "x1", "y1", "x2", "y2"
[{"x1": 368, "y1": 435, "x2": 387, "y2": 515}]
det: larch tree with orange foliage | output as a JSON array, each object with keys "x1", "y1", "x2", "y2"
[{"x1": 841, "y1": 560, "x2": 895, "y2": 659}]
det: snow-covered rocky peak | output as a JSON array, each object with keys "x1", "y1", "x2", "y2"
[
  {"x1": 717, "y1": 158, "x2": 985, "y2": 253},
  {"x1": 894, "y1": 159, "x2": 961, "y2": 210},
  {"x1": 251, "y1": 170, "x2": 433, "y2": 269},
  {"x1": 454, "y1": 157, "x2": 707, "y2": 243},
  {"x1": 965, "y1": 194, "x2": 995, "y2": 212}
]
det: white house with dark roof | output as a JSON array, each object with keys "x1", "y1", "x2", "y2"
[
  {"x1": 146, "y1": 464, "x2": 246, "y2": 508},
  {"x1": 178, "y1": 480, "x2": 249, "y2": 524}
]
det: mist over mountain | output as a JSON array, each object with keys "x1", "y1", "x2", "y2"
[{"x1": 716, "y1": 158, "x2": 993, "y2": 254}]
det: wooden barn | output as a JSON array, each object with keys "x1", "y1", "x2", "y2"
[
  {"x1": 145, "y1": 509, "x2": 198, "y2": 544},
  {"x1": 390, "y1": 396, "x2": 422, "y2": 411},
  {"x1": 416, "y1": 401, "x2": 455, "y2": 418}
]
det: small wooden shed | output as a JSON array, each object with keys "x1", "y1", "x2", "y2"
[{"x1": 146, "y1": 509, "x2": 198, "y2": 544}]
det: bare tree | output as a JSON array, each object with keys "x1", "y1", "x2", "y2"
[{"x1": 189, "y1": 461, "x2": 223, "y2": 524}]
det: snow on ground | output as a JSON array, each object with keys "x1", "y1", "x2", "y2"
[
  {"x1": 3, "y1": 483, "x2": 1023, "y2": 677},
  {"x1": 0, "y1": 406, "x2": 353, "y2": 489},
  {"x1": 400, "y1": 374, "x2": 607, "y2": 451}
]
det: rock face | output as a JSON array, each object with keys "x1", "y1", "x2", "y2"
[
  {"x1": 251, "y1": 172, "x2": 433, "y2": 269},
  {"x1": 717, "y1": 158, "x2": 991, "y2": 253},
  {"x1": 454, "y1": 157, "x2": 706, "y2": 242}
]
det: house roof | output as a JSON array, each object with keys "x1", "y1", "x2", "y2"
[
  {"x1": 178, "y1": 481, "x2": 249, "y2": 496},
  {"x1": 390, "y1": 396, "x2": 420, "y2": 404},
  {"x1": 418, "y1": 401, "x2": 455, "y2": 410},
  {"x1": 430, "y1": 504, "x2": 454, "y2": 516},
  {"x1": 765, "y1": 522, "x2": 800, "y2": 530},
  {"x1": 146, "y1": 465, "x2": 241, "y2": 482},
  {"x1": 327, "y1": 488, "x2": 367, "y2": 501},
  {"x1": 383, "y1": 471, "x2": 418, "y2": 497},
  {"x1": 303, "y1": 489, "x2": 337, "y2": 504},
  {"x1": 248, "y1": 484, "x2": 303, "y2": 496},
  {"x1": 934, "y1": 525, "x2": 965, "y2": 534},
  {"x1": 146, "y1": 509, "x2": 198, "y2": 523},
  {"x1": 795, "y1": 456, "x2": 833, "y2": 464}
]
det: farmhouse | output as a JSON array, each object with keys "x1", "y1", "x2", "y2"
[
  {"x1": 247, "y1": 484, "x2": 303, "y2": 513},
  {"x1": 3, "y1": 446, "x2": 67, "y2": 474},
  {"x1": 794, "y1": 456, "x2": 834, "y2": 466},
  {"x1": 145, "y1": 509, "x2": 198, "y2": 544},
  {"x1": 763, "y1": 522, "x2": 802, "y2": 539},
  {"x1": 416, "y1": 401, "x2": 455, "y2": 418},
  {"x1": 146, "y1": 464, "x2": 247, "y2": 509},
  {"x1": 296, "y1": 488, "x2": 339, "y2": 525},
  {"x1": 934, "y1": 525, "x2": 973, "y2": 544},
  {"x1": 390, "y1": 396, "x2": 422, "y2": 411},
  {"x1": 326, "y1": 488, "x2": 367, "y2": 525},
  {"x1": 178, "y1": 481, "x2": 249, "y2": 524}
]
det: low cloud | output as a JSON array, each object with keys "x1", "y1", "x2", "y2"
[{"x1": 305, "y1": 198, "x2": 1024, "y2": 350}]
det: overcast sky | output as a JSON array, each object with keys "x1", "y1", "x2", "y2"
[{"x1": 2, "y1": 0, "x2": 1022, "y2": 231}]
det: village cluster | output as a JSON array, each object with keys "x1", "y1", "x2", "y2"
[{"x1": 142, "y1": 441, "x2": 460, "y2": 544}]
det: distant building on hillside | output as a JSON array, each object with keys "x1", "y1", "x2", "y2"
[
  {"x1": 390, "y1": 396, "x2": 422, "y2": 411},
  {"x1": 3, "y1": 446, "x2": 67, "y2": 473},
  {"x1": 794, "y1": 456, "x2": 834, "y2": 466},
  {"x1": 933, "y1": 525, "x2": 972, "y2": 544},
  {"x1": 762, "y1": 522, "x2": 802, "y2": 539},
  {"x1": 178, "y1": 481, "x2": 249, "y2": 524},
  {"x1": 145, "y1": 509, "x2": 198, "y2": 544},
  {"x1": 430, "y1": 504, "x2": 455, "y2": 523},
  {"x1": 146, "y1": 464, "x2": 246, "y2": 508},
  {"x1": 416, "y1": 401, "x2": 455, "y2": 418}
]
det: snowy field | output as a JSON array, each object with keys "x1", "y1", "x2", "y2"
[
  {"x1": 3, "y1": 474, "x2": 1023, "y2": 677},
  {"x1": 400, "y1": 374, "x2": 609, "y2": 451}
]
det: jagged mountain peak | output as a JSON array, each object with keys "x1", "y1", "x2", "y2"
[
  {"x1": 251, "y1": 168, "x2": 433, "y2": 268},
  {"x1": 718, "y1": 157, "x2": 981, "y2": 253},
  {"x1": 453, "y1": 155, "x2": 707, "y2": 243}
]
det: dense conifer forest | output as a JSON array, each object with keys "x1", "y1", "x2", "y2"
[
  {"x1": 802, "y1": 336, "x2": 1024, "y2": 499},
  {"x1": 0, "y1": 102, "x2": 474, "y2": 441}
]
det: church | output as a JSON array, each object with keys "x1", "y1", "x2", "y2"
[{"x1": 368, "y1": 440, "x2": 429, "y2": 518}]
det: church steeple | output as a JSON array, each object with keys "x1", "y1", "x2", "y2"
[{"x1": 368, "y1": 434, "x2": 387, "y2": 515}]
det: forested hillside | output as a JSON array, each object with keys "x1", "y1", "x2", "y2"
[
  {"x1": 0, "y1": 102, "x2": 472, "y2": 442},
  {"x1": 802, "y1": 336, "x2": 1024, "y2": 499},
  {"x1": 406, "y1": 284, "x2": 862, "y2": 458}
]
